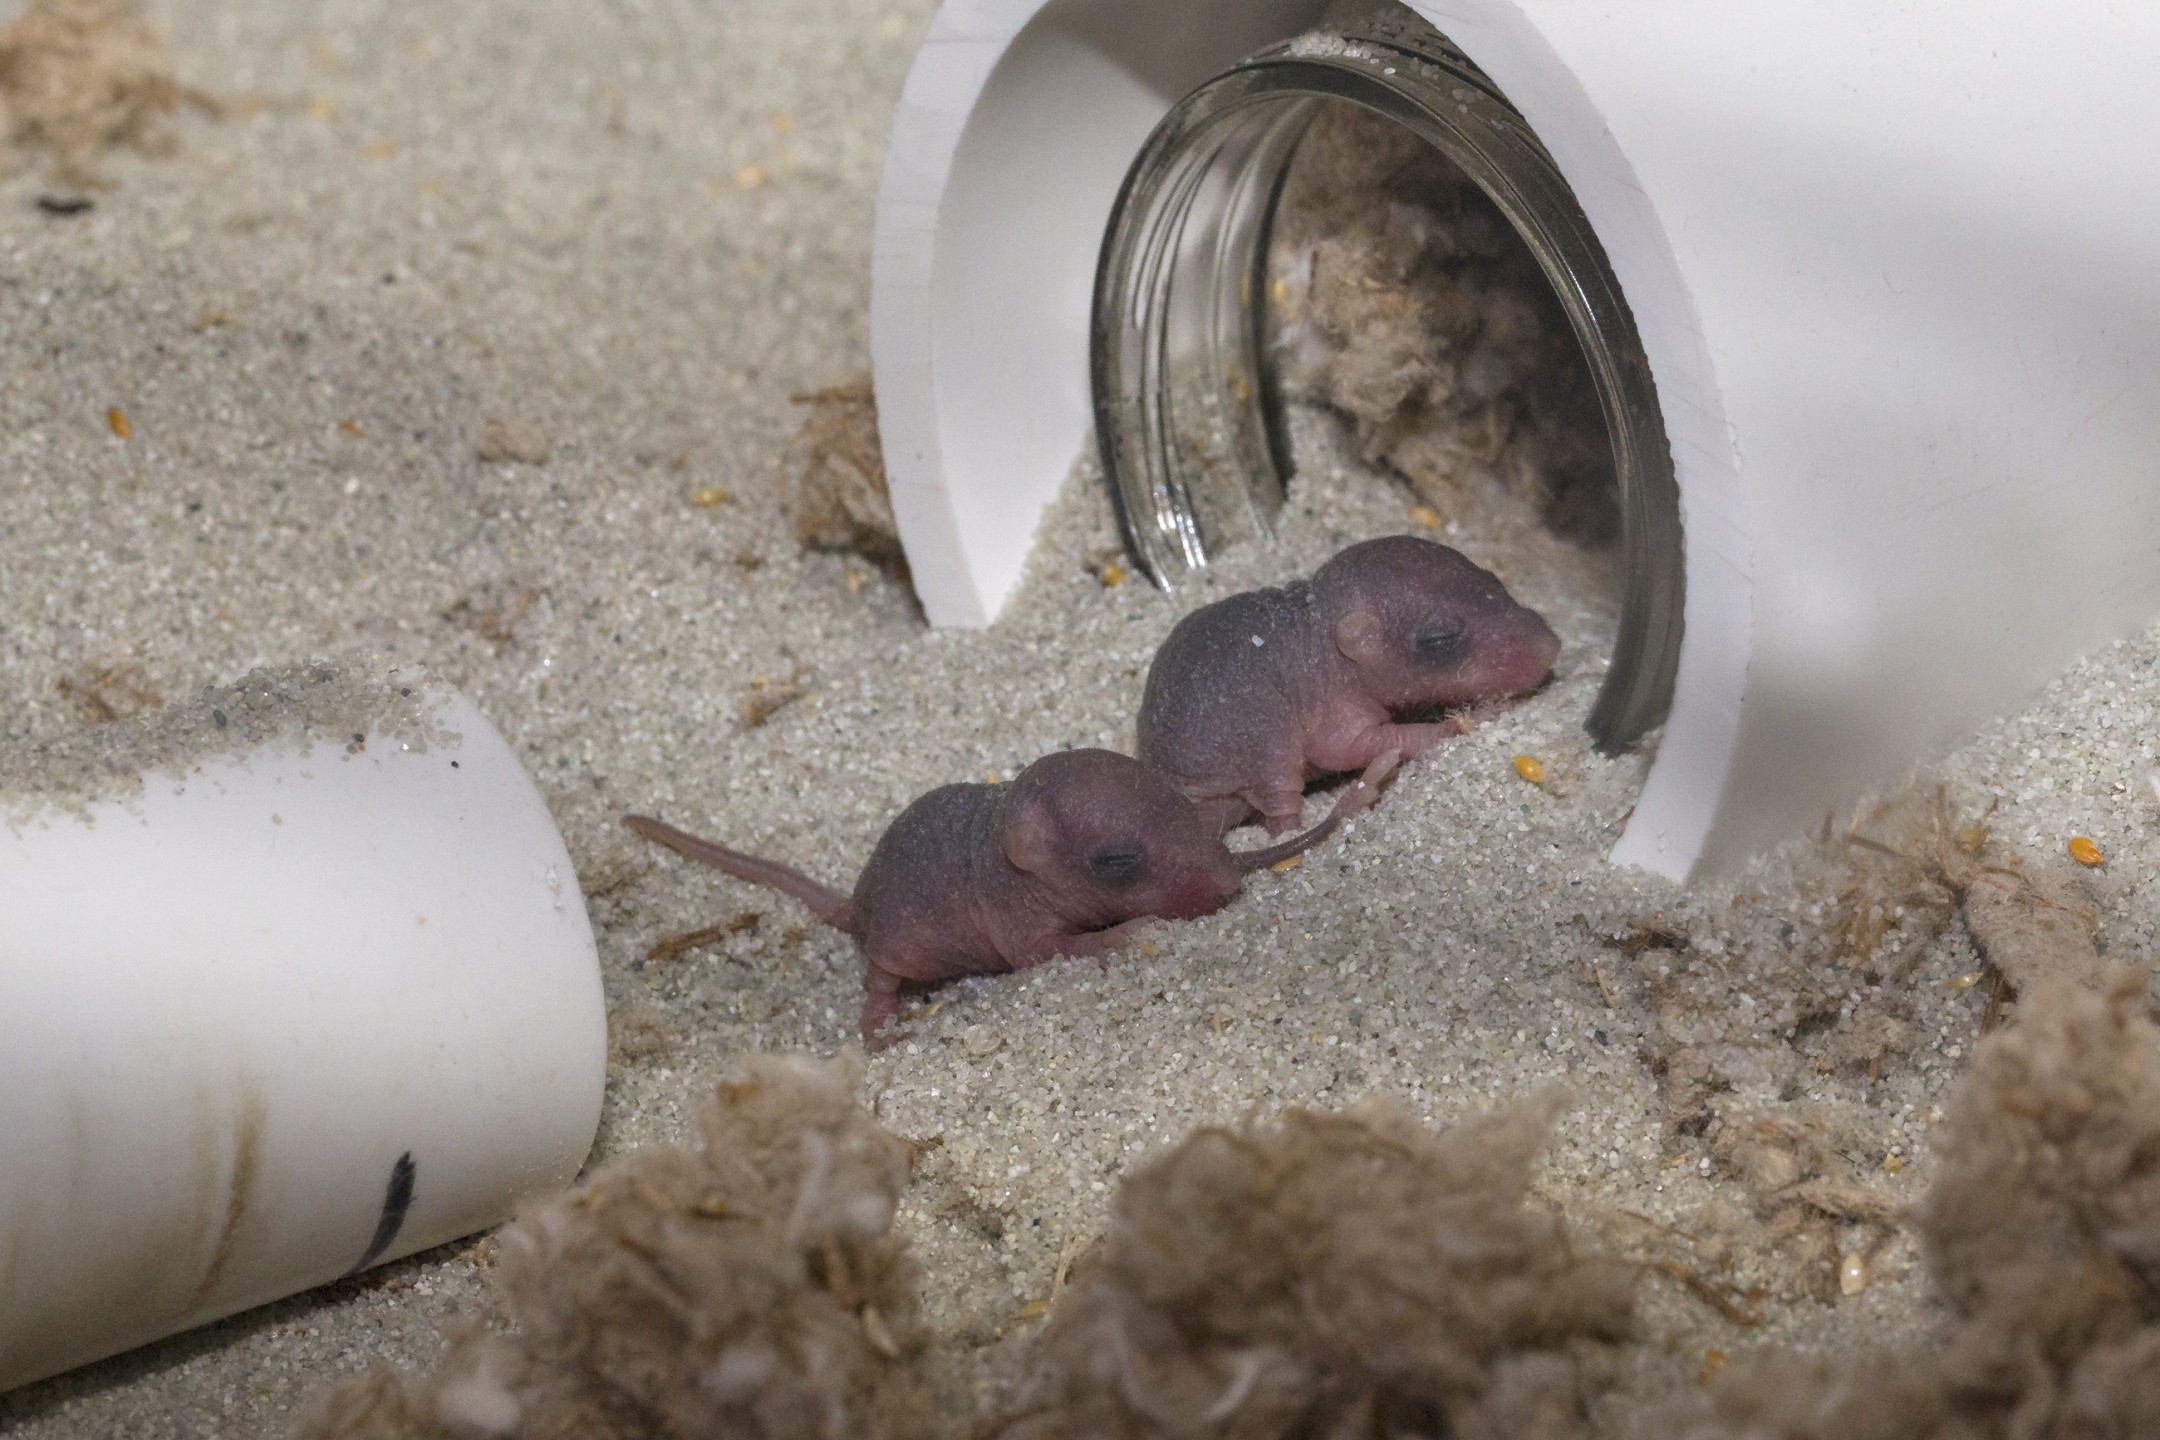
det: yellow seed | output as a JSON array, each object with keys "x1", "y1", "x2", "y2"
[
  {"x1": 1884, "y1": 1153, "x2": 1906, "y2": 1174},
  {"x1": 1017, "y1": 1299, "x2": 1049, "y2": 1320},
  {"x1": 1269, "y1": 276, "x2": 1292, "y2": 305},
  {"x1": 1947, "y1": 971, "x2": 1985, "y2": 990},
  {"x1": 860, "y1": 1303, "x2": 901, "y2": 1357},
  {"x1": 690, "y1": 487, "x2": 731, "y2": 507},
  {"x1": 1839, "y1": 1250, "x2": 1869, "y2": 1296},
  {"x1": 107, "y1": 407, "x2": 131, "y2": 440},
  {"x1": 734, "y1": 163, "x2": 769, "y2": 189},
  {"x1": 1695, "y1": 1349, "x2": 1729, "y2": 1388},
  {"x1": 1408, "y1": 504, "x2": 1443, "y2": 529},
  {"x1": 1099, "y1": 562, "x2": 1128, "y2": 587},
  {"x1": 919, "y1": 1001, "x2": 941, "y2": 1019},
  {"x1": 1513, "y1": 754, "x2": 1546, "y2": 785},
  {"x1": 2068, "y1": 835, "x2": 2105, "y2": 867},
  {"x1": 1270, "y1": 855, "x2": 1302, "y2": 874}
]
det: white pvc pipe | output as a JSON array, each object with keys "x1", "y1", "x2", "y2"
[
  {"x1": 870, "y1": 0, "x2": 2160, "y2": 877},
  {"x1": 0, "y1": 669, "x2": 606, "y2": 1393}
]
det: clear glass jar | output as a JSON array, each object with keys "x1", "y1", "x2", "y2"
[{"x1": 1091, "y1": 3, "x2": 1681, "y2": 750}]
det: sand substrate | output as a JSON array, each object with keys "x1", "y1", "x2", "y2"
[{"x1": 6, "y1": 1, "x2": 2160, "y2": 1435}]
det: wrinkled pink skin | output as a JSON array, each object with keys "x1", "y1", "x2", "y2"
[
  {"x1": 846, "y1": 750, "x2": 1243, "y2": 1041},
  {"x1": 1136, "y1": 535, "x2": 1562, "y2": 836},
  {"x1": 629, "y1": 751, "x2": 1245, "y2": 1046}
]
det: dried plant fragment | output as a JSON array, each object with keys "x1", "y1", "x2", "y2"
[
  {"x1": 441, "y1": 585, "x2": 538, "y2": 652},
  {"x1": 56, "y1": 661, "x2": 161, "y2": 722},
  {"x1": 740, "y1": 670, "x2": 807, "y2": 729},
  {"x1": 575, "y1": 849, "x2": 648, "y2": 901},
  {"x1": 783, "y1": 376, "x2": 903, "y2": 572},
  {"x1": 604, "y1": 1003, "x2": 672, "y2": 1068},
  {"x1": 476, "y1": 416, "x2": 551, "y2": 466},
  {"x1": 644, "y1": 911, "x2": 759, "y2": 965}
]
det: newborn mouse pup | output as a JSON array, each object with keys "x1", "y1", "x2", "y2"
[
  {"x1": 1137, "y1": 534, "x2": 1561, "y2": 835},
  {"x1": 625, "y1": 749, "x2": 1349, "y2": 1045}
]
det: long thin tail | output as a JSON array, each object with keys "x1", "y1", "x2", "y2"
[
  {"x1": 623, "y1": 814, "x2": 859, "y2": 934},
  {"x1": 1230, "y1": 750, "x2": 1402, "y2": 873}
]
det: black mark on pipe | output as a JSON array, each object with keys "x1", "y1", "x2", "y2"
[{"x1": 350, "y1": 1151, "x2": 416, "y2": 1274}]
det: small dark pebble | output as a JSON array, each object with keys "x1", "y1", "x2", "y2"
[
  {"x1": 1594, "y1": 1029, "x2": 1608, "y2": 1045},
  {"x1": 36, "y1": 194, "x2": 94, "y2": 216},
  {"x1": 212, "y1": 709, "x2": 228, "y2": 727}
]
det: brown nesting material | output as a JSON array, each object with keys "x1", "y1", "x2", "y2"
[
  {"x1": 1923, "y1": 971, "x2": 2160, "y2": 1350},
  {"x1": 784, "y1": 376, "x2": 904, "y2": 572},
  {"x1": 1668, "y1": 973, "x2": 2160, "y2": 1439},
  {"x1": 1706, "y1": 1109, "x2": 1902, "y2": 1306},
  {"x1": 1826, "y1": 781, "x2": 2108, "y2": 1007},
  {"x1": 54, "y1": 661, "x2": 162, "y2": 722},
  {"x1": 1659, "y1": 1350, "x2": 1949, "y2": 1440},
  {"x1": 1268, "y1": 104, "x2": 1617, "y2": 545},
  {"x1": 0, "y1": 0, "x2": 218, "y2": 185},
  {"x1": 299, "y1": 1055, "x2": 936, "y2": 1440},
  {"x1": 1961, "y1": 864, "x2": 2106, "y2": 999},
  {"x1": 984, "y1": 1092, "x2": 1636, "y2": 1440}
]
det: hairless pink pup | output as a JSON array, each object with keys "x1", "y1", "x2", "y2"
[
  {"x1": 626, "y1": 749, "x2": 1368, "y2": 1046},
  {"x1": 1137, "y1": 535, "x2": 1561, "y2": 837}
]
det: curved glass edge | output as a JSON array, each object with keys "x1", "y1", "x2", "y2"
[{"x1": 1091, "y1": 9, "x2": 1682, "y2": 749}]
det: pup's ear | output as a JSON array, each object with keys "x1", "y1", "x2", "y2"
[
  {"x1": 1334, "y1": 607, "x2": 1390, "y2": 668},
  {"x1": 1001, "y1": 796, "x2": 1057, "y2": 874}
]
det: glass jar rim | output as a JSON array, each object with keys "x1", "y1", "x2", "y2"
[{"x1": 1090, "y1": 9, "x2": 1682, "y2": 751}]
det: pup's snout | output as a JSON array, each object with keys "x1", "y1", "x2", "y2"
[{"x1": 1161, "y1": 857, "x2": 1243, "y2": 919}]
